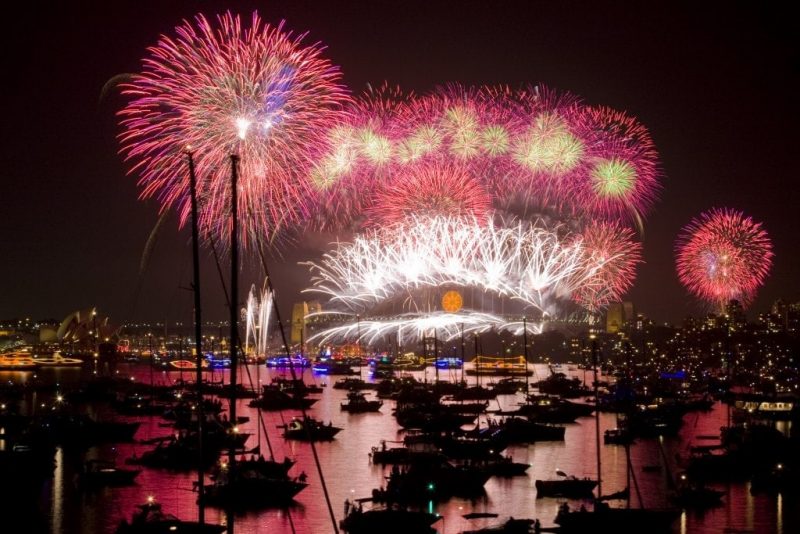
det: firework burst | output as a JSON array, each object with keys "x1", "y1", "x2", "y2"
[
  {"x1": 118, "y1": 12, "x2": 350, "y2": 248},
  {"x1": 244, "y1": 284, "x2": 273, "y2": 357},
  {"x1": 304, "y1": 215, "x2": 614, "y2": 325},
  {"x1": 571, "y1": 221, "x2": 643, "y2": 312},
  {"x1": 365, "y1": 162, "x2": 492, "y2": 227},
  {"x1": 675, "y1": 208, "x2": 773, "y2": 308},
  {"x1": 576, "y1": 106, "x2": 660, "y2": 223}
]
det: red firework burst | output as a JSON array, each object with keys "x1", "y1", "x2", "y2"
[
  {"x1": 118, "y1": 12, "x2": 349, "y2": 248},
  {"x1": 366, "y1": 162, "x2": 491, "y2": 228},
  {"x1": 675, "y1": 208, "x2": 773, "y2": 308},
  {"x1": 571, "y1": 221, "x2": 643, "y2": 312}
]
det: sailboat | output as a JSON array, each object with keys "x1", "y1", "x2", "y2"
[
  {"x1": 116, "y1": 496, "x2": 226, "y2": 534},
  {"x1": 117, "y1": 150, "x2": 221, "y2": 532},
  {"x1": 553, "y1": 341, "x2": 680, "y2": 533},
  {"x1": 200, "y1": 155, "x2": 307, "y2": 510}
]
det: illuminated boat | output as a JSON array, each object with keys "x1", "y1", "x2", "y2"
[
  {"x1": 434, "y1": 357, "x2": 463, "y2": 369},
  {"x1": 0, "y1": 352, "x2": 39, "y2": 370},
  {"x1": 167, "y1": 359, "x2": 209, "y2": 371},
  {"x1": 33, "y1": 353, "x2": 84, "y2": 367},
  {"x1": 465, "y1": 355, "x2": 532, "y2": 376},
  {"x1": 265, "y1": 355, "x2": 310, "y2": 368}
]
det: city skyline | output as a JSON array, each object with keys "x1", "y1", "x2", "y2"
[{"x1": 2, "y1": 1, "x2": 798, "y2": 326}]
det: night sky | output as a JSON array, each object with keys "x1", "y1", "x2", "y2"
[{"x1": 2, "y1": 1, "x2": 798, "y2": 326}]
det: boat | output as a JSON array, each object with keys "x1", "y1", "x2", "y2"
[
  {"x1": 115, "y1": 497, "x2": 227, "y2": 534},
  {"x1": 265, "y1": 355, "x2": 310, "y2": 368},
  {"x1": 80, "y1": 459, "x2": 141, "y2": 487},
  {"x1": 669, "y1": 474, "x2": 724, "y2": 508},
  {"x1": 535, "y1": 470, "x2": 598, "y2": 498},
  {"x1": 462, "y1": 517, "x2": 539, "y2": 533},
  {"x1": 0, "y1": 352, "x2": 38, "y2": 370},
  {"x1": 341, "y1": 391, "x2": 383, "y2": 413},
  {"x1": 533, "y1": 372, "x2": 592, "y2": 398},
  {"x1": 499, "y1": 394, "x2": 593, "y2": 423},
  {"x1": 555, "y1": 501, "x2": 680, "y2": 533},
  {"x1": 434, "y1": 357, "x2": 463, "y2": 369},
  {"x1": 168, "y1": 359, "x2": 210, "y2": 371},
  {"x1": 33, "y1": 352, "x2": 84, "y2": 367},
  {"x1": 281, "y1": 415, "x2": 342, "y2": 441},
  {"x1": 495, "y1": 417, "x2": 566, "y2": 443},
  {"x1": 313, "y1": 359, "x2": 358, "y2": 375},
  {"x1": 393, "y1": 353, "x2": 427, "y2": 371},
  {"x1": 604, "y1": 427, "x2": 634, "y2": 445},
  {"x1": 272, "y1": 376, "x2": 324, "y2": 395},
  {"x1": 373, "y1": 459, "x2": 491, "y2": 502},
  {"x1": 333, "y1": 377, "x2": 376, "y2": 391},
  {"x1": 465, "y1": 355, "x2": 532, "y2": 377},
  {"x1": 248, "y1": 385, "x2": 318, "y2": 411},
  {"x1": 339, "y1": 499, "x2": 441, "y2": 534},
  {"x1": 732, "y1": 394, "x2": 797, "y2": 420},
  {"x1": 552, "y1": 343, "x2": 680, "y2": 532},
  {"x1": 201, "y1": 463, "x2": 308, "y2": 509}
]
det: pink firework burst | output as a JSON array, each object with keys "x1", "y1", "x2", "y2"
[
  {"x1": 571, "y1": 221, "x2": 643, "y2": 312},
  {"x1": 308, "y1": 83, "x2": 413, "y2": 231},
  {"x1": 366, "y1": 162, "x2": 492, "y2": 228},
  {"x1": 118, "y1": 12, "x2": 350, "y2": 248},
  {"x1": 675, "y1": 208, "x2": 773, "y2": 309},
  {"x1": 574, "y1": 106, "x2": 660, "y2": 224}
]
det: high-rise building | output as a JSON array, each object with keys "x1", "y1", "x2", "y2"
[
  {"x1": 606, "y1": 301, "x2": 633, "y2": 333},
  {"x1": 291, "y1": 302, "x2": 309, "y2": 346}
]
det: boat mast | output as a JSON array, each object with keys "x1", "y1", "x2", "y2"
[
  {"x1": 186, "y1": 150, "x2": 205, "y2": 524},
  {"x1": 433, "y1": 328, "x2": 439, "y2": 384},
  {"x1": 592, "y1": 338, "x2": 602, "y2": 500},
  {"x1": 228, "y1": 154, "x2": 240, "y2": 473},
  {"x1": 523, "y1": 316, "x2": 529, "y2": 397},
  {"x1": 474, "y1": 333, "x2": 480, "y2": 388},
  {"x1": 460, "y1": 323, "x2": 465, "y2": 385}
]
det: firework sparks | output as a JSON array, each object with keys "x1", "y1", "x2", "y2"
[
  {"x1": 244, "y1": 284, "x2": 273, "y2": 357},
  {"x1": 306, "y1": 310, "x2": 544, "y2": 346},
  {"x1": 675, "y1": 208, "x2": 773, "y2": 309},
  {"x1": 119, "y1": 12, "x2": 350, "y2": 247},
  {"x1": 571, "y1": 221, "x2": 643, "y2": 312},
  {"x1": 365, "y1": 162, "x2": 492, "y2": 227},
  {"x1": 303, "y1": 215, "x2": 632, "y2": 339}
]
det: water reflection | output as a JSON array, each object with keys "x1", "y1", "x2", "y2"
[{"x1": 15, "y1": 363, "x2": 797, "y2": 533}]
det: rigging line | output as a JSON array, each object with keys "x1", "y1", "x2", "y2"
[
  {"x1": 251, "y1": 224, "x2": 340, "y2": 534},
  {"x1": 231, "y1": 328, "x2": 276, "y2": 462}
]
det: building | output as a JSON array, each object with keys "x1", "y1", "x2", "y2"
[{"x1": 606, "y1": 301, "x2": 633, "y2": 334}]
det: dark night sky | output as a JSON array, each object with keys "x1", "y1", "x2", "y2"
[{"x1": 1, "y1": 1, "x2": 798, "y2": 326}]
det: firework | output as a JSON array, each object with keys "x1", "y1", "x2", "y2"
[
  {"x1": 571, "y1": 221, "x2": 643, "y2": 312},
  {"x1": 304, "y1": 215, "x2": 608, "y2": 324},
  {"x1": 365, "y1": 162, "x2": 492, "y2": 227},
  {"x1": 307, "y1": 310, "x2": 542, "y2": 346},
  {"x1": 244, "y1": 284, "x2": 273, "y2": 357},
  {"x1": 119, "y1": 12, "x2": 349, "y2": 248},
  {"x1": 675, "y1": 208, "x2": 773, "y2": 308},
  {"x1": 575, "y1": 106, "x2": 660, "y2": 223},
  {"x1": 309, "y1": 83, "x2": 412, "y2": 230}
]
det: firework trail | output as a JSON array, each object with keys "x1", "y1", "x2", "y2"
[{"x1": 244, "y1": 284, "x2": 273, "y2": 357}]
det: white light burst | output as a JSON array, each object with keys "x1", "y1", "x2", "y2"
[
  {"x1": 244, "y1": 284, "x2": 273, "y2": 358},
  {"x1": 303, "y1": 215, "x2": 633, "y2": 343}
]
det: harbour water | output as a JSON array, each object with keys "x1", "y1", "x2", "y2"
[{"x1": 5, "y1": 363, "x2": 796, "y2": 534}]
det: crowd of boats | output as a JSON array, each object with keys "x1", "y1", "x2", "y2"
[{"x1": 1, "y1": 344, "x2": 798, "y2": 533}]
